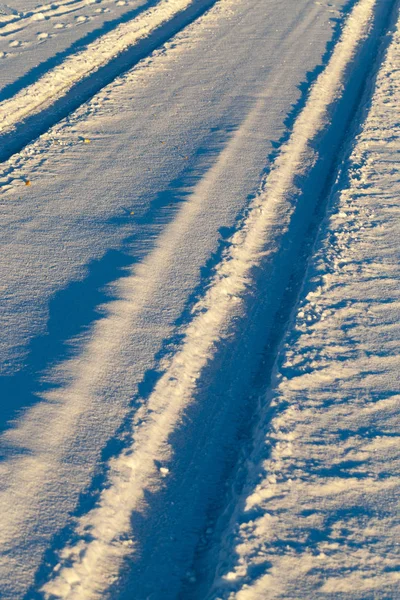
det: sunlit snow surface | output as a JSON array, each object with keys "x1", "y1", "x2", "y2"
[
  {"x1": 0, "y1": 0, "x2": 399, "y2": 598},
  {"x1": 0, "y1": 1, "x2": 352, "y2": 597},
  {"x1": 0, "y1": 0, "x2": 202, "y2": 133},
  {"x1": 210, "y1": 13, "x2": 400, "y2": 600},
  {"x1": 0, "y1": 0, "x2": 148, "y2": 90}
]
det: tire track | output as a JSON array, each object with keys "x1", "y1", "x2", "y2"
[
  {"x1": 0, "y1": 0, "x2": 218, "y2": 163},
  {"x1": 203, "y1": 6, "x2": 400, "y2": 597},
  {"x1": 0, "y1": 0, "x2": 118, "y2": 36},
  {"x1": 36, "y1": 0, "x2": 394, "y2": 597}
]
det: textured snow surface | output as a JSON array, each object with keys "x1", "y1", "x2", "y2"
[
  {"x1": 0, "y1": 0, "x2": 398, "y2": 598},
  {"x1": 0, "y1": 0, "x2": 209, "y2": 133},
  {"x1": 0, "y1": 1, "x2": 352, "y2": 597},
  {"x1": 40, "y1": 1, "x2": 386, "y2": 597},
  {"x1": 210, "y1": 13, "x2": 400, "y2": 600},
  {"x1": 0, "y1": 0, "x2": 149, "y2": 90}
]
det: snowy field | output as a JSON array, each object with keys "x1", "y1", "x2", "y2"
[{"x1": 0, "y1": 0, "x2": 399, "y2": 598}]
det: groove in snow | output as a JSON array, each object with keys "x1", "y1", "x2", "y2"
[
  {"x1": 0, "y1": 0, "x2": 198, "y2": 134},
  {"x1": 39, "y1": 0, "x2": 380, "y2": 597}
]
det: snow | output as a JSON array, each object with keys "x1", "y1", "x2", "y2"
[
  {"x1": 1, "y1": 1, "x2": 356, "y2": 596},
  {"x1": 208, "y1": 10, "x2": 400, "y2": 599},
  {"x1": 0, "y1": 0, "x2": 148, "y2": 89},
  {"x1": 2, "y1": 0, "x2": 330, "y2": 375},
  {"x1": 0, "y1": 0, "x2": 398, "y2": 598},
  {"x1": 0, "y1": 0, "x2": 201, "y2": 133},
  {"x1": 37, "y1": 0, "x2": 389, "y2": 596}
]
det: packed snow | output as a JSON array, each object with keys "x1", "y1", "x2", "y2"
[
  {"x1": 40, "y1": 1, "x2": 393, "y2": 597},
  {"x1": 0, "y1": 0, "x2": 149, "y2": 90},
  {"x1": 208, "y1": 9, "x2": 400, "y2": 599},
  {"x1": 0, "y1": 0, "x2": 398, "y2": 598},
  {"x1": 0, "y1": 0, "x2": 204, "y2": 132}
]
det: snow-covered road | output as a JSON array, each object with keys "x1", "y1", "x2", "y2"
[
  {"x1": 0, "y1": 0, "x2": 398, "y2": 598},
  {"x1": 208, "y1": 13, "x2": 400, "y2": 598}
]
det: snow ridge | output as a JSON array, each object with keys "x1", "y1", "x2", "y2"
[
  {"x1": 0, "y1": 0, "x2": 196, "y2": 134},
  {"x1": 40, "y1": 0, "x2": 380, "y2": 597},
  {"x1": 0, "y1": 0, "x2": 126, "y2": 36},
  {"x1": 210, "y1": 11, "x2": 400, "y2": 598}
]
